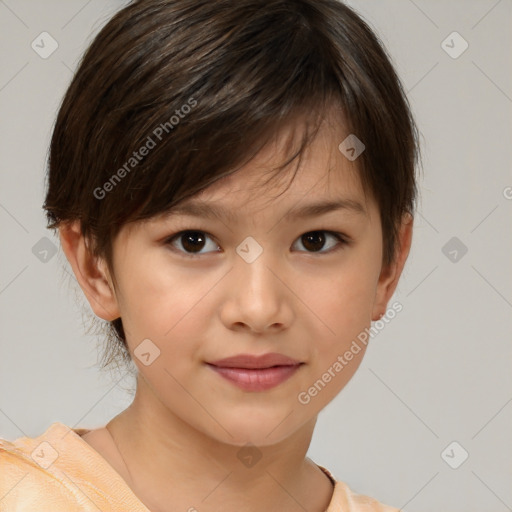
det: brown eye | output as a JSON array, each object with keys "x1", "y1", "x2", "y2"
[
  {"x1": 181, "y1": 231, "x2": 206, "y2": 253},
  {"x1": 301, "y1": 232, "x2": 326, "y2": 252},
  {"x1": 294, "y1": 231, "x2": 347, "y2": 253},
  {"x1": 165, "y1": 229, "x2": 348, "y2": 257},
  {"x1": 166, "y1": 230, "x2": 220, "y2": 255}
]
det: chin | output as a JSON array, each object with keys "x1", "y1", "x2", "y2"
[{"x1": 202, "y1": 410, "x2": 308, "y2": 448}]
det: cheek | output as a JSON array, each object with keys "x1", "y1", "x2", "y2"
[
  {"x1": 296, "y1": 246, "x2": 381, "y2": 397},
  {"x1": 116, "y1": 253, "x2": 222, "y2": 361},
  {"x1": 292, "y1": 273, "x2": 375, "y2": 411},
  {"x1": 305, "y1": 256, "x2": 379, "y2": 343}
]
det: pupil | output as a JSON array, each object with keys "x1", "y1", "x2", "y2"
[
  {"x1": 303, "y1": 232, "x2": 325, "y2": 252},
  {"x1": 182, "y1": 231, "x2": 205, "y2": 252}
]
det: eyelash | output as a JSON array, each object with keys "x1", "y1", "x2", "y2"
[{"x1": 163, "y1": 229, "x2": 350, "y2": 258}]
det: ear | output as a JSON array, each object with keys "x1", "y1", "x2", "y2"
[
  {"x1": 371, "y1": 213, "x2": 413, "y2": 321},
  {"x1": 58, "y1": 221, "x2": 121, "y2": 322}
]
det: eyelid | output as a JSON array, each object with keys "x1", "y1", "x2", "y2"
[
  {"x1": 163, "y1": 229, "x2": 221, "y2": 257},
  {"x1": 163, "y1": 228, "x2": 351, "y2": 257}
]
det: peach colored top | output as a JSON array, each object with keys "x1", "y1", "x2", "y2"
[{"x1": 0, "y1": 422, "x2": 399, "y2": 511}]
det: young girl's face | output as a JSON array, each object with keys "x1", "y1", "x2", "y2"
[{"x1": 95, "y1": 117, "x2": 409, "y2": 447}]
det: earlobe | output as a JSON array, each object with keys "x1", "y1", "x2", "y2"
[
  {"x1": 58, "y1": 221, "x2": 121, "y2": 322},
  {"x1": 371, "y1": 213, "x2": 413, "y2": 321}
]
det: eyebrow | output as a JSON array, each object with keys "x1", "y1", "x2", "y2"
[{"x1": 162, "y1": 198, "x2": 367, "y2": 223}]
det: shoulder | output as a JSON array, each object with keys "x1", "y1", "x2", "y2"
[
  {"x1": 0, "y1": 433, "x2": 78, "y2": 511},
  {"x1": 0, "y1": 423, "x2": 150, "y2": 511},
  {"x1": 341, "y1": 480, "x2": 401, "y2": 511},
  {"x1": 0, "y1": 424, "x2": 103, "y2": 511},
  {"x1": 318, "y1": 465, "x2": 400, "y2": 512}
]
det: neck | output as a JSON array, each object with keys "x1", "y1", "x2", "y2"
[{"x1": 105, "y1": 374, "x2": 333, "y2": 512}]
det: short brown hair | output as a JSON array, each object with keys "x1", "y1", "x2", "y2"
[{"x1": 44, "y1": 0, "x2": 420, "y2": 372}]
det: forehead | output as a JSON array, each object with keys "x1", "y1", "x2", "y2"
[{"x1": 177, "y1": 115, "x2": 372, "y2": 219}]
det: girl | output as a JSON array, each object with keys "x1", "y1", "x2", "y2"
[{"x1": 0, "y1": 0, "x2": 418, "y2": 510}]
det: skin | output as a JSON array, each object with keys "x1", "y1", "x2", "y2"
[{"x1": 59, "y1": 114, "x2": 413, "y2": 512}]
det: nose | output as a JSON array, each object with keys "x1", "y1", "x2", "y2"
[{"x1": 218, "y1": 246, "x2": 294, "y2": 334}]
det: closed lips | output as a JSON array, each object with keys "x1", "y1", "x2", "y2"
[
  {"x1": 207, "y1": 353, "x2": 303, "y2": 369},
  {"x1": 206, "y1": 353, "x2": 304, "y2": 391}
]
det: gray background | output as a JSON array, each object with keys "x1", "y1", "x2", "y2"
[{"x1": 1, "y1": 1, "x2": 511, "y2": 511}]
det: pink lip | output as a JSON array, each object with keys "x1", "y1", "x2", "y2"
[
  {"x1": 208, "y1": 353, "x2": 301, "y2": 369},
  {"x1": 206, "y1": 353, "x2": 303, "y2": 392},
  {"x1": 207, "y1": 364, "x2": 302, "y2": 391}
]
